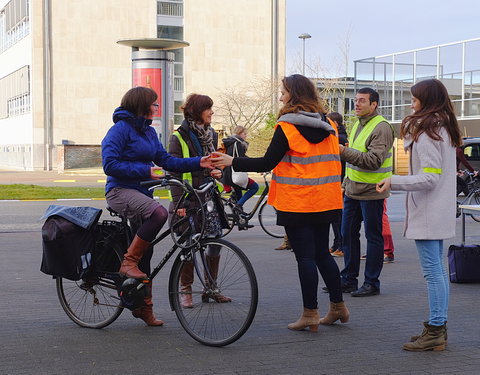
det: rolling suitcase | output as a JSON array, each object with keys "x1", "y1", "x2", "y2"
[{"x1": 448, "y1": 244, "x2": 480, "y2": 283}]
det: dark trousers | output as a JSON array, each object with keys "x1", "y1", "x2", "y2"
[
  {"x1": 286, "y1": 223, "x2": 343, "y2": 309},
  {"x1": 340, "y1": 196, "x2": 384, "y2": 289},
  {"x1": 331, "y1": 211, "x2": 342, "y2": 250}
]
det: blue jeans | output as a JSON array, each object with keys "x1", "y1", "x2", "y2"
[
  {"x1": 415, "y1": 240, "x2": 449, "y2": 326},
  {"x1": 340, "y1": 196, "x2": 384, "y2": 289},
  {"x1": 285, "y1": 223, "x2": 343, "y2": 309},
  {"x1": 235, "y1": 180, "x2": 259, "y2": 206}
]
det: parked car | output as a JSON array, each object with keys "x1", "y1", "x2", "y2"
[{"x1": 460, "y1": 137, "x2": 480, "y2": 171}]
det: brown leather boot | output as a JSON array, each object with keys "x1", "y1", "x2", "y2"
[
  {"x1": 410, "y1": 321, "x2": 448, "y2": 345},
  {"x1": 319, "y1": 301, "x2": 350, "y2": 325},
  {"x1": 180, "y1": 262, "x2": 194, "y2": 308},
  {"x1": 403, "y1": 322, "x2": 446, "y2": 351},
  {"x1": 132, "y1": 287, "x2": 163, "y2": 327},
  {"x1": 119, "y1": 235, "x2": 150, "y2": 279},
  {"x1": 202, "y1": 255, "x2": 231, "y2": 303},
  {"x1": 275, "y1": 235, "x2": 292, "y2": 250},
  {"x1": 288, "y1": 308, "x2": 320, "y2": 332}
]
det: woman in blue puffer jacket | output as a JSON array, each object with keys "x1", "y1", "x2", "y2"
[{"x1": 102, "y1": 87, "x2": 213, "y2": 326}]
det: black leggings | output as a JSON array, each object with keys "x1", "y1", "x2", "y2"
[
  {"x1": 136, "y1": 206, "x2": 168, "y2": 276},
  {"x1": 286, "y1": 223, "x2": 343, "y2": 309}
]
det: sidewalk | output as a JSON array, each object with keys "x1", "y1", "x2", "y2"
[{"x1": 0, "y1": 168, "x2": 106, "y2": 187}]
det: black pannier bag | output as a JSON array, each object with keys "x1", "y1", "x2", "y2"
[
  {"x1": 448, "y1": 244, "x2": 480, "y2": 283},
  {"x1": 40, "y1": 206, "x2": 102, "y2": 281}
]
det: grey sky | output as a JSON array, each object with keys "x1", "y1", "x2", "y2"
[{"x1": 286, "y1": 0, "x2": 480, "y2": 76}]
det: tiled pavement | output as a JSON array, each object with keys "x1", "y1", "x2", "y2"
[{"x1": 0, "y1": 196, "x2": 480, "y2": 375}]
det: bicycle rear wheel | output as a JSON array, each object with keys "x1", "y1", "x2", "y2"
[
  {"x1": 56, "y1": 240, "x2": 125, "y2": 329},
  {"x1": 169, "y1": 238, "x2": 258, "y2": 346},
  {"x1": 219, "y1": 198, "x2": 235, "y2": 238},
  {"x1": 467, "y1": 190, "x2": 480, "y2": 222},
  {"x1": 258, "y1": 201, "x2": 283, "y2": 238}
]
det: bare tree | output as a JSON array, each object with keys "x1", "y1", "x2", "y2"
[{"x1": 216, "y1": 78, "x2": 278, "y2": 135}]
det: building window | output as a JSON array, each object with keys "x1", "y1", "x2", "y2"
[
  {"x1": 157, "y1": 1, "x2": 183, "y2": 16},
  {"x1": 0, "y1": 65, "x2": 30, "y2": 119},
  {"x1": 157, "y1": 25, "x2": 183, "y2": 40},
  {"x1": 0, "y1": 0, "x2": 29, "y2": 54}
]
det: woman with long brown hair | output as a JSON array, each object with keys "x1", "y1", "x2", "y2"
[
  {"x1": 211, "y1": 74, "x2": 349, "y2": 332},
  {"x1": 377, "y1": 79, "x2": 461, "y2": 351}
]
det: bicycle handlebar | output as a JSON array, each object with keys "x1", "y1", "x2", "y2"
[{"x1": 140, "y1": 176, "x2": 214, "y2": 194}]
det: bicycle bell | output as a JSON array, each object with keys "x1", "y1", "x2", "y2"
[{"x1": 119, "y1": 278, "x2": 149, "y2": 310}]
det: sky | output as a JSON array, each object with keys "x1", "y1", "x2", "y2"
[{"x1": 285, "y1": 0, "x2": 480, "y2": 77}]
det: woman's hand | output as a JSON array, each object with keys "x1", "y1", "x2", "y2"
[
  {"x1": 211, "y1": 152, "x2": 234, "y2": 168},
  {"x1": 376, "y1": 177, "x2": 391, "y2": 193},
  {"x1": 200, "y1": 155, "x2": 214, "y2": 169},
  {"x1": 176, "y1": 208, "x2": 186, "y2": 217},
  {"x1": 339, "y1": 144, "x2": 345, "y2": 154},
  {"x1": 210, "y1": 168, "x2": 222, "y2": 179},
  {"x1": 150, "y1": 167, "x2": 163, "y2": 179}
]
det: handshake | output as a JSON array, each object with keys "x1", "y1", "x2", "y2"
[{"x1": 200, "y1": 152, "x2": 234, "y2": 170}]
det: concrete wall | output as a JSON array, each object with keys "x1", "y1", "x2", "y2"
[{"x1": 183, "y1": 0, "x2": 286, "y2": 111}]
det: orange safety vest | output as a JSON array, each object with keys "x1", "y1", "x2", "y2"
[{"x1": 268, "y1": 120, "x2": 343, "y2": 213}]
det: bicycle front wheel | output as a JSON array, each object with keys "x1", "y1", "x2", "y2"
[
  {"x1": 467, "y1": 190, "x2": 480, "y2": 222},
  {"x1": 169, "y1": 238, "x2": 258, "y2": 346},
  {"x1": 258, "y1": 201, "x2": 283, "y2": 238},
  {"x1": 56, "y1": 241, "x2": 124, "y2": 329}
]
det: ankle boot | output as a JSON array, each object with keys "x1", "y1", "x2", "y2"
[
  {"x1": 180, "y1": 262, "x2": 194, "y2": 308},
  {"x1": 288, "y1": 308, "x2": 320, "y2": 332},
  {"x1": 132, "y1": 287, "x2": 163, "y2": 327},
  {"x1": 202, "y1": 255, "x2": 231, "y2": 303},
  {"x1": 319, "y1": 301, "x2": 350, "y2": 325},
  {"x1": 410, "y1": 321, "x2": 448, "y2": 345},
  {"x1": 119, "y1": 235, "x2": 150, "y2": 279},
  {"x1": 275, "y1": 235, "x2": 292, "y2": 250},
  {"x1": 403, "y1": 322, "x2": 446, "y2": 351}
]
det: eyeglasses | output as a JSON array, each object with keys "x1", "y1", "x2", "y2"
[
  {"x1": 353, "y1": 98, "x2": 369, "y2": 104},
  {"x1": 152, "y1": 103, "x2": 159, "y2": 108}
]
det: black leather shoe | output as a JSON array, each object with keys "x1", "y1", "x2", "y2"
[{"x1": 351, "y1": 283, "x2": 380, "y2": 297}]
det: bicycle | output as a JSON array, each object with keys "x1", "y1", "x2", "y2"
[
  {"x1": 220, "y1": 172, "x2": 283, "y2": 238},
  {"x1": 456, "y1": 169, "x2": 480, "y2": 222},
  {"x1": 55, "y1": 176, "x2": 258, "y2": 347}
]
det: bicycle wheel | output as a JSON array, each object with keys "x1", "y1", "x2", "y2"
[
  {"x1": 258, "y1": 201, "x2": 283, "y2": 238},
  {"x1": 467, "y1": 190, "x2": 480, "y2": 222},
  {"x1": 56, "y1": 240, "x2": 125, "y2": 329},
  {"x1": 169, "y1": 238, "x2": 258, "y2": 346},
  {"x1": 219, "y1": 198, "x2": 235, "y2": 238}
]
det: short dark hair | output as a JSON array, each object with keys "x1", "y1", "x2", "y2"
[
  {"x1": 357, "y1": 87, "x2": 380, "y2": 105},
  {"x1": 327, "y1": 112, "x2": 343, "y2": 126},
  {"x1": 181, "y1": 94, "x2": 214, "y2": 123},
  {"x1": 121, "y1": 87, "x2": 158, "y2": 117}
]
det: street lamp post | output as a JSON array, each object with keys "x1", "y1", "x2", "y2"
[{"x1": 298, "y1": 33, "x2": 311, "y2": 76}]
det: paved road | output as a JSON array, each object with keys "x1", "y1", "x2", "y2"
[{"x1": 1, "y1": 196, "x2": 480, "y2": 374}]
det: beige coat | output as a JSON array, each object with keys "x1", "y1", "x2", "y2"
[{"x1": 390, "y1": 127, "x2": 456, "y2": 240}]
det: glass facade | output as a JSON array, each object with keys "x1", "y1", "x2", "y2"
[
  {"x1": 354, "y1": 38, "x2": 480, "y2": 122},
  {"x1": 157, "y1": 0, "x2": 184, "y2": 125},
  {"x1": 0, "y1": 0, "x2": 29, "y2": 53}
]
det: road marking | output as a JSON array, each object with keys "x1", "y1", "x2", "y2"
[
  {"x1": 53, "y1": 180, "x2": 76, "y2": 183},
  {"x1": 97, "y1": 179, "x2": 106, "y2": 183}
]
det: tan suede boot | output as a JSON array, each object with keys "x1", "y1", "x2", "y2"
[
  {"x1": 319, "y1": 301, "x2": 350, "y2": 325},
  {"x1": 403, "y1": 322, "x2": 446, "y2": 351},
  {"x1": 288, "y1": 308, "x2": 320, "y2": 332},
  {"x1": 180, "y1": 262, "x2": 194, "y2": 308},
  {"x1": 202, "y1": 255, "x2": 231, "y2": 303},
  {"x1": 275, "y1": 235, "x2": 292, "y2": 250},
  {"x1": 410, "y1": 321, "x2": 448, "y2": 345},
  {"x1": 119, "y1": 235, "x2": 150, "y2": 279},
  {"x1": 132, "y1": 287, "x2": 163, "y2": 327}
]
